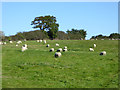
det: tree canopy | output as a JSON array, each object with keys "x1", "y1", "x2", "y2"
[
  {"x1": 31, "y1": 15, "x2": 59, "y2": 39},
  {"x1": 66, "y1": 28, "x2": 87, "y2": 40}
]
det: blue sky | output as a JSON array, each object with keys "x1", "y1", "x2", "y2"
[{"x1": 2, "y1": 2, "x2": 118, "y2": 39}]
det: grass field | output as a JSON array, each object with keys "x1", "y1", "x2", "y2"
[{"x1": 2, "y1": 40, "x2": 118, "y2": 88}]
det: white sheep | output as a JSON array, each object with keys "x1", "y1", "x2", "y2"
[
  {"x1": 93, "y1": 44, "x2": 96, "y2": 48},
  {"x1": 3, "y1": 42, "x2": 6, "y2": 45},
  {"x1": 100, "y1": 51, "x2": 106, "y2": 55},
  {"x1": 21, "y1": 46, "x2": 27, "y2": 52},
  {"x1": 63, "y1": 49, "x2": 67, "y2": 52},
  {"x1": 112, "y1": 38, "x2": 115, "y2": 40},
  {"x1": 44, "y1": 40, "x2": 46, "y2": 44},
  {"x1": 9, "y1": 41, "x2": 13, "y2": 43},
  {"x1": 22, "y1": 44, "x2": 27, "y2": 48},
  {"x1": 0, "y1": 42, "x2": 2, "y2": 45},
  {"x1": 24, "y1": 44, "x2": 27, "y2": 48},
  {"x1": 49, "y1": 48, "x2": 54, "y2": 52},
  {"x1": 57, "y1": 48, "x2": 62, "y2": 52},
  {"x1": 17, "y1": 41, "x2": 22, "y2": 44},
  {"x1": 89, "y1": 48, "x2": 94, "y2": 51},
  {"x1": 46, "y1": 44, "x2": 50, "y2": 47},
  {"x1": 55, "y1": 52, "x2": 62, "y2": 58},
  {"x1": 37, "y1": 40, "x2": 39, "y2": 42},
  {"x1": 39, "y1": 40, "x2": 42, "y2": 42},
  {"x1": 21, "y1": 44, "x2": 28, "y2": 52},
  {"x1": 56, "y1": 43, "x2": 59, "y2": 47},
  {"x1": 24, "y1": 39, "x2": 26, "y2": 41},
  {"x1": 64, "y1": 46, "x2": 67, "y2": 49},
  {"x1": 16, "y1": 44, "x2": 18, "y2": 46}
]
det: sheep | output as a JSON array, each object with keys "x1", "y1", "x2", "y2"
[
  {"x1": 112, "y1": 38, "x2": 115, "y2": 40},
  {"x1": 3, "y1": 42, "x2": 6, "y2": 45},
  {"x1": 9, "y1": 41, "x2": 13, "y2": 43},
  {"x1": 89, "y1": 48, "x2": 94, "y2": 51},
  {"x1": 44, "y1": 40, "x2": 46, "y2": 44},
  {"x1": 24, "y1": 39, "x2": 26, "y2": 41},
  {"x1": 0, "y1": 42, "x2": 3, "y2": 45},
  {"x1": 57, "y1": 48, "x2": 62, "y2": 52},
  {"x1": 22, "y1": 44, "x2": 28, "y2": 48},
  {"x1": 16, "y1": 44, "x2": 18, "y2": 46},
  {"x1": 55, "y1": 52, "x2": 62, "y2": 58},
  {"x1": 24, "y1": 44, "x2": 27, "y2": 48},
  {"x1": 100, "y1": 51, "x2": 106, "y2": 55},
  {"x1": 56, "y1": 43, "x2": 59, "y2": 47},
  {"x1": 39, "y1": 40, "x2": 42, "y2": 42},
  {"x1": 63, "y1": 49, "x2": 67, "y2": 52},
  {"x1": 17, "y1": 41, "x2": 22, "y2": 44},
  {"x1": 46, "y1": 44, "x2": 50, "y2": 47},
  {"x1": 64, "y1": 46, "x2": 67, "y2": 49},
  {"x1": 93, "y1": 44, "x2": 96, "y2": 48},
  {"x1": 49, "y1": 48, "x2": 54, "y2": 52},
  {"x1": 37, "y1": 40, "x2": 39, "y2": 42},
  {"x1": 21, "y1": 46, "x2": 27, "y2": 52},
  {"x1": 91, "y1": 39, "x2": 94, "y2": 40},
  {"x1": 0, "y1": 42, "x2": 2, "y2": 45},
  {"x1": 21, "y1": 44, "x2": 28, "y2": 52}
]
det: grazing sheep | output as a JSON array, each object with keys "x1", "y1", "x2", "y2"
[
  {"x1": 100, "y1": 51, "x2": 106, "y2": 55},
  {"x1": 57, "y1": 48, "x2": 62, "y2": 52},
  {"x1": 46, "y1": 44, "x2": 50, "y2": 47},
  {"x1": 22, "y1": 44, "x2": 27, "y2": 48},
  {"x1": 17, "y1": 41, "x2": 22, "y2": 44},
  {"x1": 24, "y1": 44, "x2": 27, "y2": 48},
  {"x1": 63, "y1": 49, "x2": 67, "y2": 52},
  {"x1": 40, "y1": 40, "x2": 42, "y2": 42},
  {"x1": 91, "y1": 39, "x2": 94, "y2": 40},
  {"x1": 64, "y1": 46, "x2": 67, "y2": 49},
  {"x1": 24, "y1": 39, "x2": 26, "y2": 41},
  {"x1": 112, "y1": 38, "x2": 115, "y2": 40},
  {"x1": 93, "y1": 44, "x2": 96, "y2": 48},
  {"x1": 0, "y1": 42, "x2": 2, "y2": 45},
  {"x1": 3, "y1": 42, "x2": 6, "y2": 45},
  {"x1": 55, "y1": 52, "x2": 62, "y2": 58},
  {"x1": 37, "y1": 40, "x2": 39, "y2": 42},
  {"x1": 49, "y1": 48, "x2": 54, "y2": 52},
  {"x1": 21, "y1": 44, "x2": 28, "y2": 52},
  {"x1": 44, "y1": 40, "x2": 46, "y2": 44},
  {"x1": 56, "y1": 43, "x2": 59, "y2": 47},
  {"x1": 21, "y1": 46, "x2": 27, "y2": 52},
  {"x1": 9, "y1": 41, "x2": 13, "y2": 43},
  {"x1": 89, "y1": 48, "x2": 94, "y2": 51},
  {"x1": 16, "y1": 44, "x2": 18, "y2": 46}
]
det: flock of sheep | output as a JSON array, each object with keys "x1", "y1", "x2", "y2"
[
  {"x1": 37, "y1": 40, "x2": 68, "y2": 57},
  {"x1": 89, "y1": 44, "x2": 106, "y2": 55},
  {"x1": 0, "y1": 39, "x2": 106, "y2": 57}
]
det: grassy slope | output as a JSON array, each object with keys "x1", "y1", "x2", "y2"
[{"x1": 2, "y1": 40, "x2": 118, "y2": 88}]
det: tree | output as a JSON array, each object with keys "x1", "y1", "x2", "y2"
[
  {"x1": 66, "y1": 29, "x2": 87, "y2": 40},
  {"x1": 109, "y1": 33, "x2": 120, "y2": 39},
  {"x1": 16, "y1": 32, "x2": 25, "y2": 40},
  {"x1": 56, "y1": 31, "x2": 68, "y2": 40},
  {"x1": 31, "y1": 15, "x2": 59, "y2": 39}
]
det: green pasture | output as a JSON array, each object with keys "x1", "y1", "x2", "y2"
[{"x1": 2, "y1": 40, "x2": 118, "y2": 88}]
